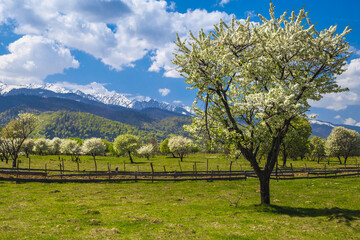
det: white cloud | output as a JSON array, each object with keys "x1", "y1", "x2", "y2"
[
  {"x1": 334, "y1": 115, "x2": 341, "y2": 119},
  {"x1": 158, "y1": 88, "x2": 171, "y2": 96},
  {"x1": 0, "y1": 0, "x2": 233, "y2": 82},
  {"x1": 310, "y1": 58, "x2": 360, "y2": 110},
  {"x1": 149, "y1": 43, "x2": 180, "y2": 78},
  {"x1": 245, "y1": 10, "x2": 256, "y2": 18},
  {"x1": 0, "y1": 35, "x2": 79, "y2": 84},
  {"x1": 344, "y1": 117, "x2": 357, "y2": 126},
  {"x1": 349, "y1": 46, "x2": 360, "y2": 56},
  {"x1": 219, "y1": 0, "x2": 231, "y2": 7},
  {"x1": 173, "y1": 100, "x2": 182, "y2": 104},
  {"x1": 168, "y1": 1, "x2": 176, "y2": 11}
]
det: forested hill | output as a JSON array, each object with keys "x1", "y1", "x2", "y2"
[{"x1": 32, "y1": 111, "x2": 191, "y2": 141}]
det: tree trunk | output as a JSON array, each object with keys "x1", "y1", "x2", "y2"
[
  {"x1": 259, "y1": 176, "x2": 270, "y2": 205},
  {"x1": 12, "y1": 159, "x2": 16, "y2": 168},
  {"x1": 171, "y1": 152, "x2": 176, "y2": 158},
  {"x1": 344, "y1": 155, "x2": 348, "y2": 165},
  {"x1": 128, "y1": 151, "x2": 133, "y2": 163},
  {"x1": 282, "y1": 150, "x2": 287, "y2": 168},
  {"x1": 93, "y1": 155, "x2": 97, "y2": 172},
  {"x1": 337, "y1": 156, "x2": 342, "y2": 165}
]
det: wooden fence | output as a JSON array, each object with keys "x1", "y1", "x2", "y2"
[{"x1": 0, "y1": 164, "x2": 359, "y2": 183}]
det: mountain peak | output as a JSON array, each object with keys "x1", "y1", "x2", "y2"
[{"x1": 0, "y1": 82, "x2": 192, "y2": 115}]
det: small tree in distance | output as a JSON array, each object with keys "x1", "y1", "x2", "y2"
[
  {"x1": 21, "y1": 139, "x2": 35, "y2": 158},
  {"x1": 82, "y1": 138, "x2": 106, "y2": 171},
  {"x1": 113, "y1": 134, "x2": 140, "y2": 163},
  {"x1": 309, "y1": 136, "x2": 326, "y2": 163},
  {"x1": 137, "y1": 144, "x2": 154, "y2": 160},
  {"x1": 168, "y1": 136, "x2": 193, "y2": 162},
  {"x1": 280, "y1": 117, "x2": 312, "y2": 166},
  {"x1": 325, "y1": 127, "x2": 360, "y2": 164},
  {"x1": 33, "y1": 138, "x2": 48, "y2": 155},
  {"x1": 160, "y1": 138, "x2": 175, "y2": 157},
  {"x1": 60, "y1": 139, "x2": 81, "y2": 161},
  {"x1": 1, "y1": 113, "x2": 38, "y2": 167},
  {"x1": 48, "y1": 137, "x2": 63, "y2": 157}
]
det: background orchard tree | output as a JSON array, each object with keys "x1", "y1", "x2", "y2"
[
  {"x1": 173, "y1": 4, "x2": 351, "y2": 204},
  {"x1": 82, "y1": 138, "x2": 106, "y2": 171},
  {"x1": 21, "y1": 139, "x2": 35, "y2": 158},
  {"x1": 168, "y1": 136, "x2": 193, "y2": 162},
  {"x1": 159, "y1": 138, "x2": 175, "y2": 157},
  {"x1": 113, "y1": 134, "x2": 140, "y2": 163},
  {"x1": 33, "y1": 138, "x2": 48, "y2": 155},
  {"x1": 325, "y1": 127, "x2": 360, "y2": 164},
  {"x1": 137, "y1": 144, "x2": 154, "y2": 160},
  {"x1": 309, "y1": 136, "x2": 326, "y2": 163},
  {"x1": 48, "y1": 137, "x2": 63, "y2": 157},
  {"x1": 60, "y1": 139, "x2": 81, "y2": 161},
  {"x1": 0, "y1": 113, "x2": 38, "y2": 167},
  {"x1": 101, "y1": 139, "x2": 112, "y2": 155},
  {"x1": 0, "y1": 138, "x2": 10, "y2": 162},
  {"x1": 280, "y1": 117, "x2": 312, "y2": 167}
]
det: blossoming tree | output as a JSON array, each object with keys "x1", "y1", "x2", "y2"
[{"x1": 173, "y1": 4, "x2": 351, "y2": 205}]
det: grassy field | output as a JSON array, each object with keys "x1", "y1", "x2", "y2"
[{"x1": 0, "y1": 154, "x2": 359, "y2": 239}]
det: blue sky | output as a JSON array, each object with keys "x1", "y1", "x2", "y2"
[{"x1": 0, "y1": 0, "x2": 360, "y2": 124}]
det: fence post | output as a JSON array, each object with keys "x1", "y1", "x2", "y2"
[
  {"x1": 163, "y1": 165, "x2": 166, "y2": 172},
  {"x1": 275, "y1": 159, "x2": 279, "y2": 182},
  {"x1": 28, "y1": 158, "x2": 31, "y2": 170},
  {"x1": 123, "y1": 160, "x2": 126, "y2": 172},
  {"x1": 61, "y1": 158, "x2": 65, "y2": 172},
  {"x1": 150, "y1": 163, "x2": 154, "y2": 183},
  {"x1": 217, "y1": 165, "x2": 220, "y2": 173},
  {"x1": 59, "y1": 164, "x2": 62, "y2": 179},
  {"x1": 324, "y1": 164, "x2": 327, "y2": 177},
  {"x1": 135, "y1": 171, "x2": 138, "y2": 182},
  {"x1": 16, "y1": 161, "x2": 19, "y2": 180}
]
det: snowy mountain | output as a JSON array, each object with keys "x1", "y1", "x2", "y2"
[
  {"x1": 0, "y1": 82, "x2": 192, "y2": 115},
  {"x1": 310, "y1": 119, "x2": 360, "y2": 138}
]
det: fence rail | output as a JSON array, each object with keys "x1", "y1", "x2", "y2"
[{"x1": 0, "y1": 164, "x2": 359, "y2": 183}]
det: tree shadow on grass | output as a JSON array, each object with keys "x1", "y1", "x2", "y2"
[{"x1": 257, "y1": 205, "x2": 360, "y2": 224}]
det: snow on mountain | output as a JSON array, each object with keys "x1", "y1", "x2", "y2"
[
  {"x1": 0, "y1": 82, "x2": 71, "y2": 95},
  {"x1": 309, "y1": 119, "x2": 335, "y2": 128},
  {"x1": 0, "y1": 82, "x2": 192, "y2": 115}
]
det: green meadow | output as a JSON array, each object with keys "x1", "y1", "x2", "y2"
[{"x1": 0, "y1": 155, "x2": 359, "y2": 239}]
